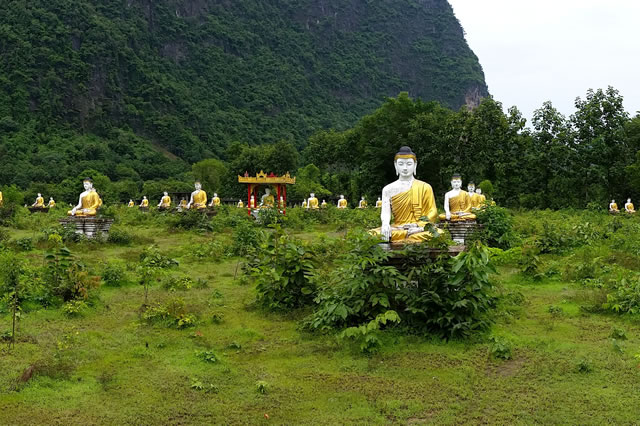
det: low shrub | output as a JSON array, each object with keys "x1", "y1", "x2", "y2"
[
  {"x1": 102, "y1": 262, "x2": 127, "y2": 287},
  {"x1": 142, "y1": 298, "x2": 198, "y2": 328},
  {"x1": 475, "y1": 205, "x2": 516, "y2": 249}
]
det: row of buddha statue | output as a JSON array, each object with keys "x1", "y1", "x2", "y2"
[
  {"x1": 30, "y1": 193, "x2": 56, "y2": 208},
  {"x1": 368, "y1": 146, "x2": 494, "y2": 243},
  {"x1": 609, "y1": 199, "x2": 636, "y2": 214}
]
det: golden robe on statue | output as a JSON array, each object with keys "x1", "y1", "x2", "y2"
[
  {"x1": 308, "y1": 197, "x2": 319, "y2": 209},
  {"x1": 192, "y1": 190, "x2": 207, "y2": 209},
  {"x1": 371, "y1": 180, "x2": 438, "y2": 242},
  {"x1": 68, "y1": 190, "x2": 101, "y2": 217},
  {"x1": 34, "y1": 196, "x2": 45, "y2": 207},
  {"x1": 262, "y1": 194, "x2": 275, "y2": 208},
  {"x1": 439, "y1": 191, "x2": 476, "y2": 221},
  {"x1": 160, "y1": 196, "x2": 171, "y2": 208}
]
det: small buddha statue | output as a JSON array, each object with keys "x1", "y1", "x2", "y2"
[
  {"x1": 128, "y1": 199, "x2": 134, "y2": 207},
  {"x1": 47, "y1": 197, "x2": 56, "y2": 208},
  {"x1": 68, "y1": 178, "x2": 101, "y2": 217},
  {"x1": 249, "y1": 195, "x2": 256, "y2": 209},
  {"x1": 158, "y1": 192, "x2": 171, "y2": 208},
  {"x1": 321, "y1": 200, "x2": 327, "y2": 208},
  {"x1": 32, "y1": 193, "x2": 45, "y2": 208},
  {"x1": 260, "y1": 188, "x2": 275, "y2": 208},
  {"x1": 209, "y1": 193, "x2": 221, "y2": 208},
  {"x1": 237, "y1": 199, "x2": 244, "y2": 208},
  {"x1": 358, "y1": 196, "x2": 367, "y2": 209},
  {"x1": 468, "y1": 182, "x2": 481, "y2": 210},
  {"x1": 301, "y1": 199, "x2": 307, "y2": 209},
  {"x1": 625, "y1": 198, "x2": 635, "y2": 213},
  {"x1": 609, "y1": 199, "x2": 619, "y2": 213},
  {"x1": 279, "y1": 196, "x2": 285, "y2": 209},
  {"x1": 376, "y1": 197, "x2": 382, "y2": 208},
  {"x1": 187, "y1": 181, "x2": 207, "y2": 209},
  {"x1": 474, "y1": 188, "x2": 487, "y2": 209},
  {"x1": 307, "y1": 193, "x2": 319, "y2": 209},
  {"x1": 140, "y1": 196, "x2": 149, "y2": 208},
  {"x1": 337, "y1": 195, "x2": 347, "y2": 209},
  {"x1": 0, "y1": 191, "x2": 3, "y2": 207},
  {"x1": 438, "y1": 174, "x2": 476, "y2": 222},
  {"x1": 370, "y1": 146, "x2": 439, "y2": 242},
  {"x1": 179, "y1": 198, "x2": 188, "y2": 209}
]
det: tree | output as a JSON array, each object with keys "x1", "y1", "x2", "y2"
[{"x1": 192, "y1": 159, "x2": 228, "y2": 194}]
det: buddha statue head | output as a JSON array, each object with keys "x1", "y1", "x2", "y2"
[
  {"x1": 612, "y1": 199, "x2": 615, "y2": 203},
  {"x1": 83, "y1": 178, "x2": 94, "y2": 191},
  {"x1": 37, "y1": 193, "x2": 42, "y2": 197},
  {"x1": 310, "y1": 192, "x2": 315, "y2": 198},
  {"x1": 194, "y1": 181, "x2": 202, "y2": 191},
  {"x1": 628, "y1": 198, "x2": 632, "y2": 203},
  {"x1": 450, "y1": 174, "x2": 462, "y2": 190},
  {"x1": 394, "y1": 146, "x2": 417, "y2": 179},
  {"x1": 214, "y1": 192, "x2": 218, "y2": 197},
  {"x1": 476, "y1": 188, "x2": 482, "y2": 195},
  {"x1": 361, "y1": 195, "x2": 365, "y2": 200},
  {"x1": 129, "y1": 199, "x2": 133, "y2": 203},
  {"x1": 50, "y1": 197, "x2": 53, "y2": 201},
  {"x1": 340, "y1": 195, "x2": 344, "y2": 199},
  {"x1": 143, "y1": 196, "x2": 147, "y2": 200},
  {"x1": 164, "y1": 191, "x2": 168, "y2": 196},
  {"x1": 467, "y1": 182, "x2": 475, "y2": 193}
]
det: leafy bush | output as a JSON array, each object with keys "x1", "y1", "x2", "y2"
[
  {"x1": 102, "y1": 262, "x2": 127, "y2": 287},
  {"x1": 63, "y1": 299, "x2": 88, "y2": 317},
  {"x1": 44, "y1": 246, "x2": 100, "y2": 302},
  {"x1": 15, "y1": 237, "x2": 33, "y2": 251},
  {"x1": 475, "y1": 205, "x2": 515, "y2": 249},
  {"x1": 489, "y1": 336, "x2": 512, "y2": 360},
  {"x1": 142, "y1": 298, "x2": 198, "y2": 328},
  {"x1": 604, "y1": 278, "x2": 640, "y2": 314},
  {"x1": 231, "y1": 220, "x2": 264, "y2": 257},
  {"x1": 107, "y1": 228, "x2": 135, "y2": 245},
  {"x1": 251, "y1": 226, "x2": 316, "y2": 311},
  {"x1": 338, "y1": 310, "x2": 401, "y2": 354}
]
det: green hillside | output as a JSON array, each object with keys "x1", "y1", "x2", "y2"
[{"x1": 0, "y1": 0, "x2": 486, "y2": 188}]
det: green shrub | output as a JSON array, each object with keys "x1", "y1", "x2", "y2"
[
  {"x1": 489, "y1": 336, "x2": 512, "y2": 360},
  {"x1": 231, "y1": 220, "x2": 264, "y2": 256},
  {"x1": 63, "y1": 299, "x2": 88, "y2": 317},
  {"x1": 142, "y1": 298, "x2": 198, "y2": 328},
  {"x1": 251, "y1": 226, "x2": 316, "y2": 311},
  {"x1": 604, "y1": 278, "x2": 640, "y2": 314},
  {"x1": 102, "y1": 262, "x2": 127, "y2": 287},
  {"x1": 475, "y1": 205, "x2": 515, "y2": 249},
  {"x1": 15, "y1": 237, "x2": 33, "y2": 251},
  {"x1": 107, "y1": 228, "x2": 135, "y2": 245}
]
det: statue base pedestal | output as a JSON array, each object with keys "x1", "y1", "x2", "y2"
[
  {"x1": 28, "y1": 207, "x2": 49, "y2": 214},
  {"x1": 442, "y1": 221, "x2": 479, "y2": 244},
  {"x1": 59, "y1": 217, "x2": 114, "y2": 239}
]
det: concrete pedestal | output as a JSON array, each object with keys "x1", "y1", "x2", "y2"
[{"x1": 59, "y1": 217, "x2": 114, "y2": 239}]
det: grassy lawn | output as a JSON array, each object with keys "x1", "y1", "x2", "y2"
[{"x1": 1, "y1": 207, "x2": 640, "y2": 424}]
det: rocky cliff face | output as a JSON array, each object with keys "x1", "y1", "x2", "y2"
[{"x1": 0, "y1": 0, "x2": 487, "y2": 160}]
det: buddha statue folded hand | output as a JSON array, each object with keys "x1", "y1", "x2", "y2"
[
  {"x1": 68, "y1": 178, "x2": 101, "y2": 217},
  {"x1": 439, "y1": 174, "x2": 476, "y2": 222},
  {"x1": 187, "y1": 182, "x2": 207, "y2": 209}
]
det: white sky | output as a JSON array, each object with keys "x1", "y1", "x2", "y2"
[{"x1": 448, "y1": 0, "x2": 640, "y2": 125}]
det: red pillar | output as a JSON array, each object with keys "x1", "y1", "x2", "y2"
[
  {"x1": 283, "y1": 185, "x2": 287, "y2": 216},
  {"x1": 247, "y1": 184, "x2": 251, "y2": 216}
]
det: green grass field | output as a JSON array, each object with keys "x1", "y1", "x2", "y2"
[{"x1": 1, "y1": 207, "x2": 640, "y2": 424}]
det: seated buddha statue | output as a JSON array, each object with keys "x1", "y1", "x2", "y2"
[
  {"x1": 68, "y1": 178, "x2": 101, "y2": 217},
  {"x1": 209, "y1": 193, "x2": 221, "y2": 208},
  {"x1": 609, "y1": 199, "x2": 619, "y2": 213},
  {"x1": 625, "y1": 198, "x2": 635, "y2": 213},
  {"x1": 237, "y1": 199, "x2": 244, "y2": 208},
  {"x1": 468, "y1": 183, "x2": 481, "y2": 210},
  {"x1": 179, "y1": 198, "x2": 188, "y2": 209},
  {"x1": 301, "y1": 199, "x2": 307, "y2": 208},
  {"x1": 279, "y1": 196, "x2": 285, "y2": 209},
  {"x1": 0, "y1": 191, "x2": 3, "y2": 207},
  {"x1": 376, "y1": 197, "x2": 382, "y2": 208},
  {"x1": 321, "y1": 200, "x2": 327, "y2": 208},
  {"x1": 128, "y1": 199, "x2": 134, "y2": 207},
  {"x1": 370, "y1": 146, "x2": 439, "y2": 242},
  {"x1": 140, "y1": 196, "x2": 149, "y2": 208},
  {"x1": 47, "y1": 197, "x2": 56, "y2": 208},
  {"x1": 474, "y1": 188, "x2": 487, "y2": 209},
  {"x1": 359, "y1": 196, "x2": 367, "y2": 209},
  {"x1": 337, "y1": 195, "x2": 347, "y2": 209},
  {"x1": 32, "y1": 193, "x2": 45, "y2": 208},
  {"x1": 438, "y1": 174, "x2": 476, "y2": 222},
  {"x1": 187, "y1": 181, "x2": 207, "y2": 209},
  {"x1": 158, "y1": 192, "x2": 171, "y2": 208},
  {"x1": 249, "y1": 195, "x2": 256, "y2": 209},
  {"x1": 261, "y1": 188, "x2": 275, "y2": 208},
  {"x1": 307, "y1": 193, "x2": 319, "y2": 209}
]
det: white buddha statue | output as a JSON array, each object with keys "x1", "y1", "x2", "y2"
[
  {"x1": 370, "y1": 146, "x2": 438, "y2": 242},
  {"x1": 260, "y1": 188, "x2": 274, "y2": 208},
  {"x1": 473, "y1": 188, "x2": 487, "y2": 210},
  {"x1": 279, "y1": 195, "x2": 285, "y2": 209},
  {"x1": 609, "y1": 199, "x2": 619, "y2": 213},
  {"x1": 375, "y1": 197, "x2": 382, "y2": 208},
  {"x1": 307, "y1": 193, "x2": 319, "y2": 209},
  {"x1": 337, "y1": 195, "x2": 347, "y2": 209},
  {"x1": 358, "y1": 196, "x2": 367, "y2": 209},
  {"x1": 187, "y1": 181, "x2": 207, "y2": 209},
  {"x1": 248, "y1": 195, "x2": 256, "y2": 209},
  {"x1": 438, "y1": 174, "x2": 476, "y2": 222},
  {"x1": 68, "y1": 178, "x2": 101, "y2": 217},
  {"x1": 32, "y1": 193, "x2": 45, "y2": 208},
  {"x1": 47, "y1": 197, "x2": 56, "y2": 208},
  {"x1": 158, "y1": 192, "x2": 171, "y2": 208},
  {"x1": 209, "y1": 192, "x2": 221, "y2": 207},
  {"x1": 128, "y1": 199, "x2": 134, "y2": 207},
  {"x1": 625, "y1": 198, "x2": 635, "y2": 213},
  {"x1": 321, "y1": 199, "x2": 327, "y2": 208},
  {"x1": 237, "y1": 199, "x2": 244, "y2": 208},
  {"x1": 140, "y1": 196, "x2": 149, "y2": 208}
]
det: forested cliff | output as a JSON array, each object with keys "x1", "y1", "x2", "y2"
[{"x1": 0, "y1": 0, "x2": 487, "y2": 191}]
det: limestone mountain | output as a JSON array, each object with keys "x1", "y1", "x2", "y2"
[{"x1": 0, "y1": 0, "x2": 487, "y2": 186}]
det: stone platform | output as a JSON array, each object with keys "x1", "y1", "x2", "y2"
[
  {"x1": 441, "y1": 221, "x2": 481, "y2": 244},
  {"x1": 59, "y1": 217, "x2": 114, "y2": 239},
  {"x1": 28, "y1": 207, "x2": 49, "y2": 214}
]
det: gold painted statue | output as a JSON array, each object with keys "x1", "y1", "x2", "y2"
[
  {"x1": 301, "y1": 199, "x2": 307, "y2": 209},
  {"x1": 474, "y1": 188, "x2": 487, "y2": 209},
  {"x1": 321, "y1": 200, "x2": 327, "y2": 208},
  {"x1": 358, "y1": 196, "x2": 367, "y2": 209},
  {"x1": 249, "y1": 195, "x2": 256, "y2": 209},
  {"x1": 0, "y1": 191, "x2": 3, "y2": 207},
  {"x1": 179, "y1": 198, "x2": 188, "y2": 209},
  {"x1": 370, "y1": 146, "x2": 439, "y2": 242},
  {"x1": 279, "y1": 196, "x2": 285, "y2": 209},
  {"x1": 625, "y1": 198, "x2": 635, "y2": 213},
  {"x1": 261, "y1": 188, "x2": 275, "y2": 208},
  {"x1": 158, "y1": 192, "x2": 171, "y2": 208},
  {"x1": 307, "y1": 193, "x2": 319, "y2": 209},
  {"x1": 68, "y1": 178, "x2": 101, "y2": 217},
  {"x1": 128, "y1": 199, "x2": 134, "y2": 207},
  {"x1": 439, "y1": 174, "x2": 476, "y2": 222},
  {"x1": 32, "y1": 193, "x2": 45, "y2": 208},
  {"x1": 376, "y1": 197, "x2": 382, "y2": 208},
  {"x1": 609, "y1": 199, "x2": 619, "y2": 213},
  {"x1": 237, "y1": 199, "x2": 244, "y2": 208},
  {"x1": 140, "y1": 196, "x2": 149, "y2": 208},
  {"x1": 187, "y1": 182, "x2": 207, "y2": 209},
  {"x1": 337, "y1": 195, "x2": 347, "y2": 209},
  {"x1": 209, "y1": 193, "x2": 221, "y2": 208},
  {"x1": 47, "y1": 197, "x2": 56, "y2": 208}
]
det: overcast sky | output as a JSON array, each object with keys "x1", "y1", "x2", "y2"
[{"x1": 448, "y1": 0, "x2": 640, "y2": 126}]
